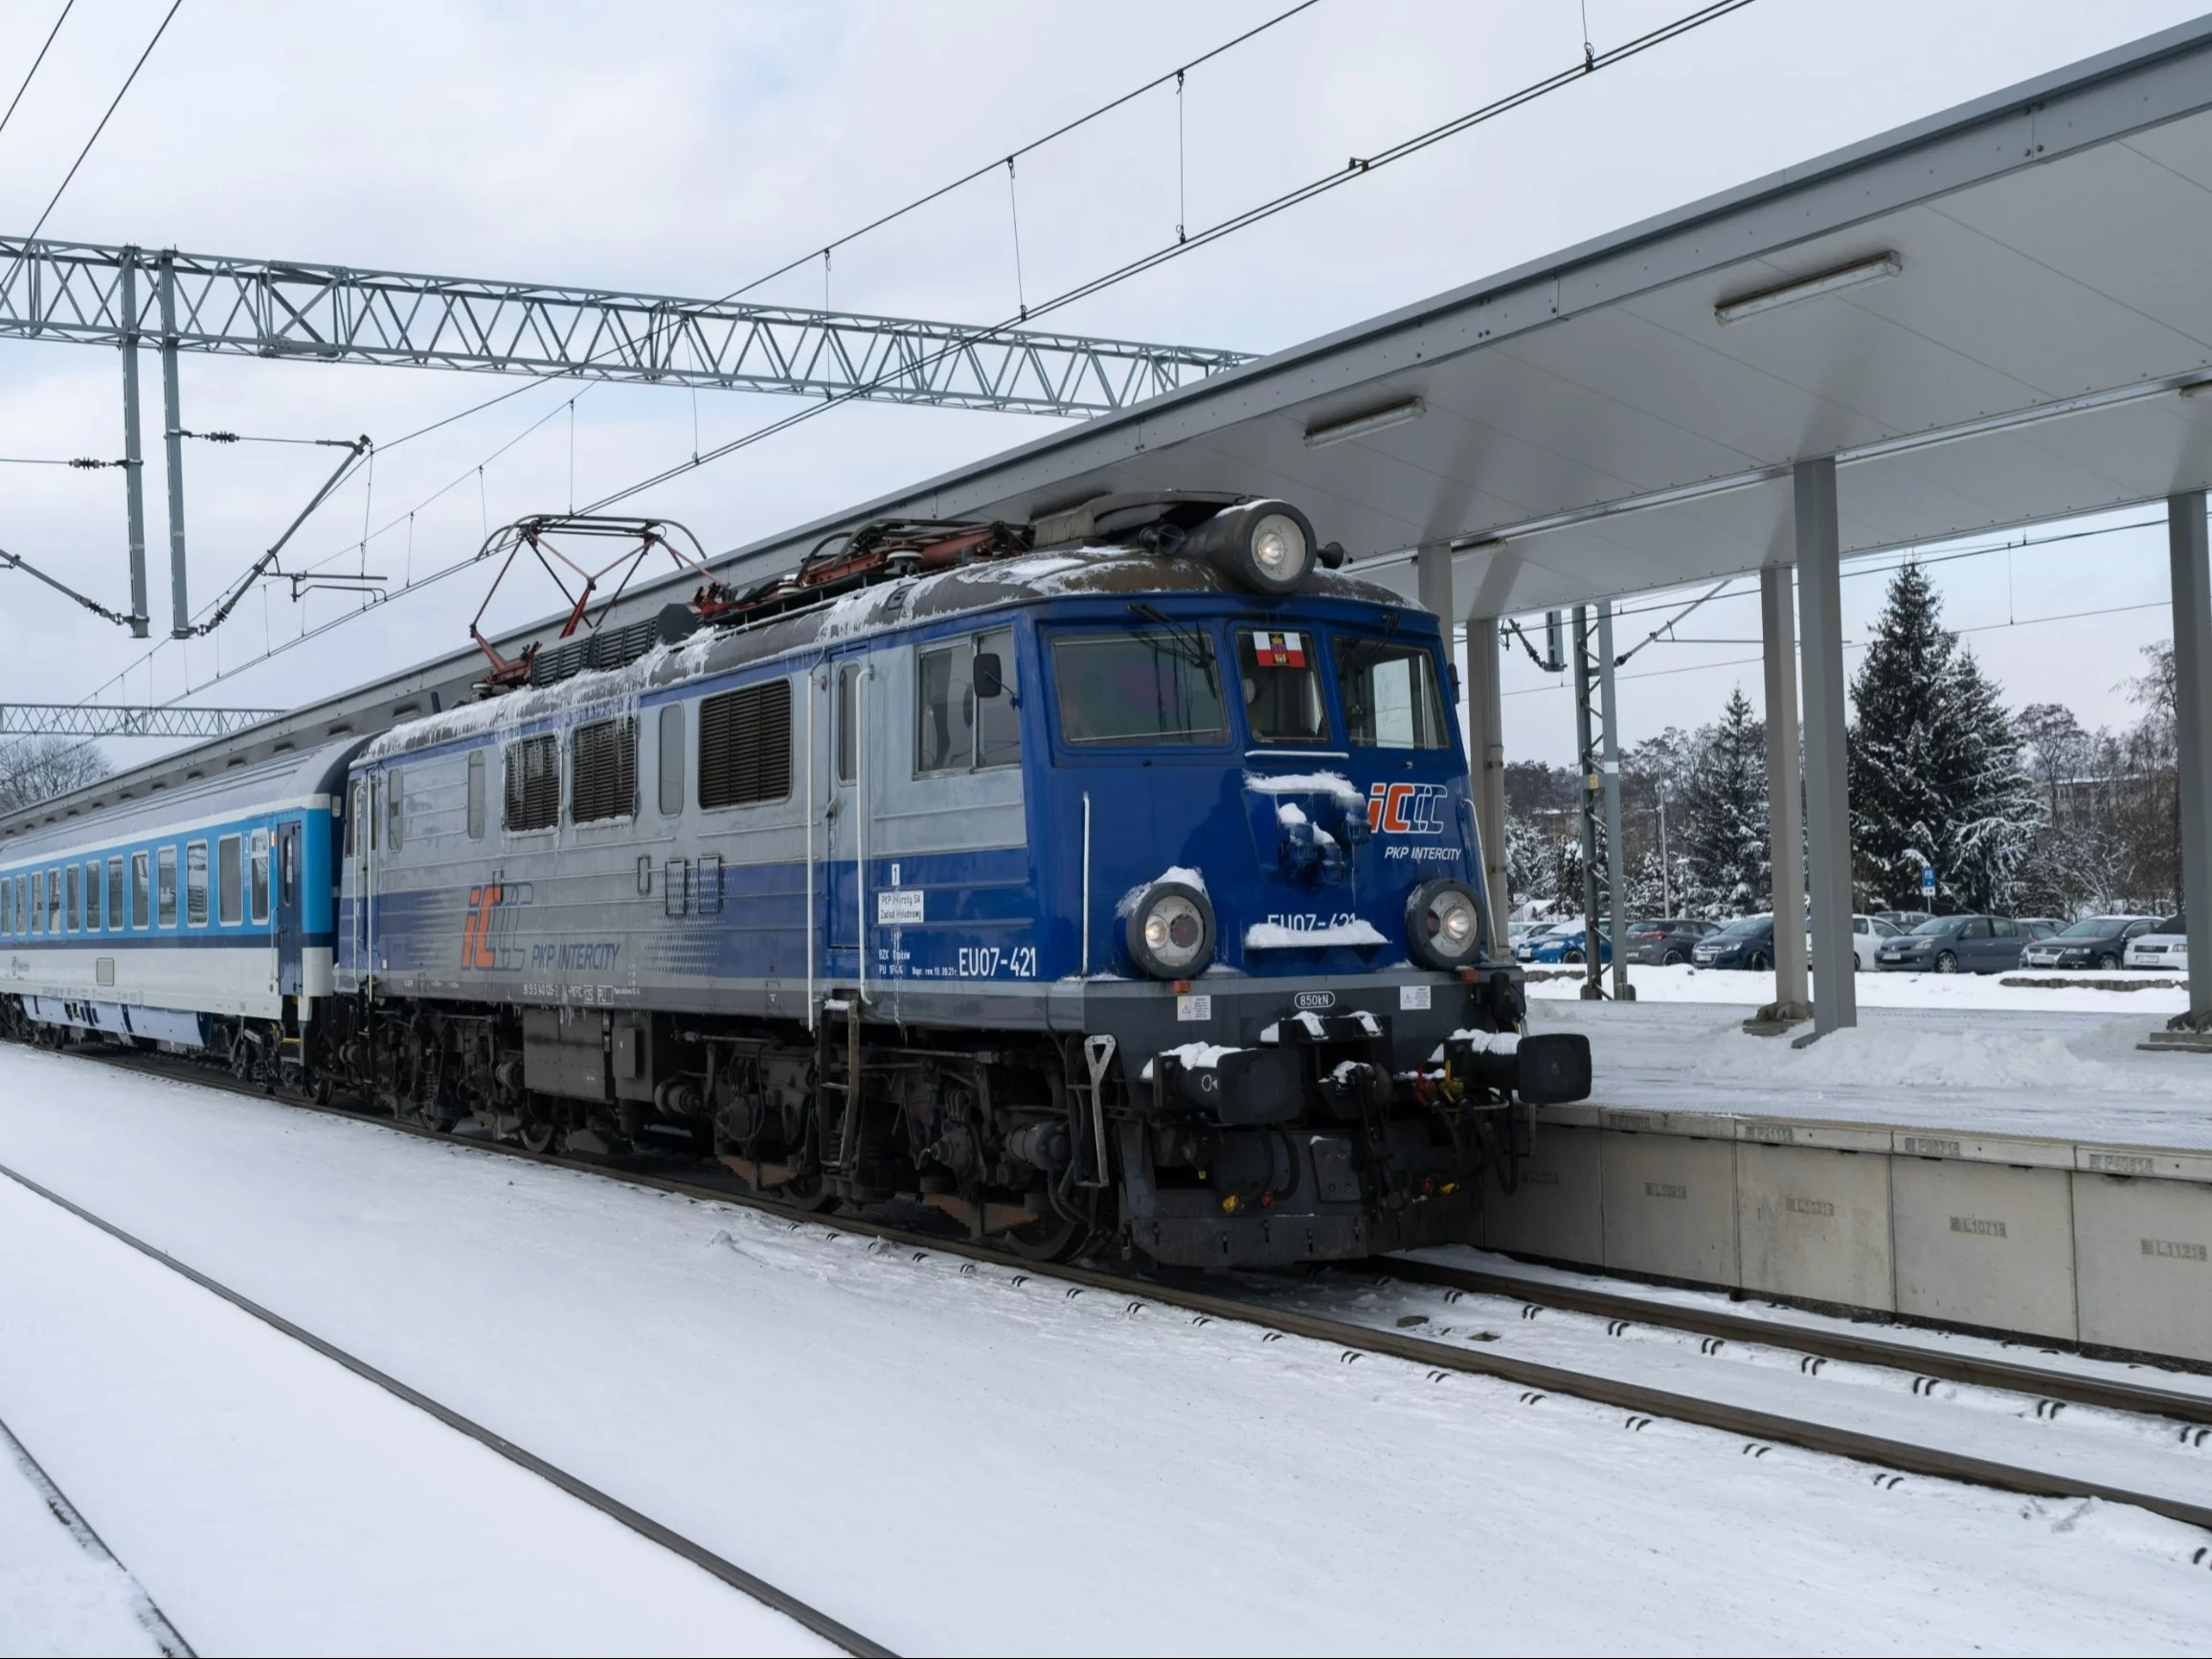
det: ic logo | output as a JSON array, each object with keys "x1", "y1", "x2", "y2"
[
  {"x1": 1366, "y1": 782, "x2": 1447, "y2": 835},
  {"x1": 1294, "y1": 990, "x2": 1337, "y2": 1011},
  {"x1": 460, "y1": 885, "x2": 504, "y2": 971}
]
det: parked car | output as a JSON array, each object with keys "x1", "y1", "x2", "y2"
[
  {"x1": 1873, "y1": 909, "x2": 1931, "y2": 930},
  {"x1": 1692, "y1": 914, "x2": 1776, "y2": 970},
  {"x1": 1514, "y1": 920, "x2": 1586, "y2": 964},
  {"x1": 1507, "y1": 920, "x2": 1548, "y2": 949},
  {"x1": 2124, "y1": 912, "x2": 2189, "y2": 972},
  {"x1": 1874, "y1": 913, "x2": 2033, "y2": 974},
  {"x1": 1625, "y1": 918, "x2": 1717, "y2": 965},
  {"x1": 2016, "y1": 917, "x2": 2065, "y2": 940},
  {"x1": 1806, "y1": 913, "x2": 1905, "y2": 971},
  {"x1": 1528, "y1": 926, "x2": 1611, "y2": 967},
  {"x1": 2020, "y1": 916, "x2": 2161, "y2": 971}
]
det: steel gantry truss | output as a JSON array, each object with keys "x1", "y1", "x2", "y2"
[
  {"x1": 0, "y1": 235, "x2": 1253, "y2": 639},
  {"x1": 0, "y1": 703, "x2": 282, "y2": 739},
  {"x1": 0, "y1": 237, "x2": 1249, "y2": 412}
]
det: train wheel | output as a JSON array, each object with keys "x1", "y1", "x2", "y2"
[
  {"x1": 770, "y1": 1172, "x2": 839, "y2": 1214},
  {"x1": 518, "y1": 1117, "x2": 556, "y2": 1154},
  {"x1": 998, "y1": 1212, "x2": 1088, "y2": 1263}
]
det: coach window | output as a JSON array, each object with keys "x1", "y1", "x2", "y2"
[
  {"x1": 249, "y1": 831, "x2": 270, "y2": 924},
  {"x1": 218, "y1": 835, "x2": 243, "y2": 927},
  {"x1": 156, "y1": 847, "x2": 177, "y2": 928},
  {"x1": 465, "y1": 751, "x2": 486, "y2": 841},
  {"x1": 85, "y1": 861, "x2": 102, "y2": 930},
  {"x1": 1, "y1": 875, "x2": 10, "y2": 934},
  {"x1": 130, "y1": 853, "x2": 149, "y2": 929},
  {"x1": 1051, "y1": 629, "x2": 1230, "y2": 748},
  {"x1": 105, "y1": 858, "x2": 124, "y2": 932},
  {"x1": 64, "y1": 863, "x2": 79, "y2": 933},
  {"x1": 185, "y1": 842, "x2": 210, "y2": 927},
  {"x1": 50, "y1": 867, "x2": 63, "y2": 932},
  {"x1": 697, "y1": 680, "x2": 793, "y2": 809},
  {"x1": 657, "y1": 705, "x2": 684, "y2": 817},
  {"x1": 28, "y1": 872, "x2": 39, "y2": 934},
  {"x1": 1235, "y1": 628, "x2": 1330, "y2": 746},
  {"x1": 504, "y1": 735, "x2": 559, "y2": 832},
  {"x1": 1334, "y1": 636, "x2": 1450, "y2": 751},
  {"x1": 571, "y1": 717, "x2": 638, "y2": 824}
]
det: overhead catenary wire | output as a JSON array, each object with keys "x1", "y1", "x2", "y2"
[
  {"x1": 0, "y1": 1, "x2": 74, "y2": 146},
  {"x1": 60, "y1": 0, "x2": 1758, "y2": 720},
  {"x1": 578, "y1": 0, "x2": 1759, "y2": 518},
  {"x1": 25, "y1": 0, "x2": 182, "y2": 242}
]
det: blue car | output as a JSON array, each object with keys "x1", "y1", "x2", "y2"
[{"x1": 1526, "y1": 926, "x2": 1610, "y2": 967}]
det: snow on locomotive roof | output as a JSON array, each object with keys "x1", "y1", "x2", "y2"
[
  {"x1": 0, "y1": 735, "x2": 361, "y2": 857},
  {"x1": 361, "y1": 544, "x2": 1410, "y2": 764}
]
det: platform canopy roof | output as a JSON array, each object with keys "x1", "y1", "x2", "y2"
[
  {"x1": 18, "y1": 15, "x2": 2212, "y2": 825},
  {"x1": 838, "y1": 13, "x2": 2212, "y2": 617}
]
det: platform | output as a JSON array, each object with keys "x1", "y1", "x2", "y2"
[{"x1": 1501, "y1": 992, "x2": 2212, "y2": 1361}]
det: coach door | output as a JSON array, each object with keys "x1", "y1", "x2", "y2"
[
  {"x1": 275, "y1": 819, "x2": 305, "y2": 997},
  {"x1": 822, "y1": 657, "x2": 869, "y2": 960}
]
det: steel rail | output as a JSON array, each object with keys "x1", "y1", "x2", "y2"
[
  {"x1": 0, "y1": 1409, "x2": 194, "y2": 1656},
  {"x1": 1377, "y1": 1257, "x2": 2212, "y2": 1425},
  {"x1": 50, "y1": 1044, "x2": 2212, "y2": 1536},
  {"x1": 0, "y1": 1150, "x2": 894, "y2": 1659}
]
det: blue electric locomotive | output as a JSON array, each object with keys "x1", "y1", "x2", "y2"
[{"x1": 2, "y1": 494, "x2": 1589, "y2": 1267}]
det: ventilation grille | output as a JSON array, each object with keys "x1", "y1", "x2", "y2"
[
  {"x1": 504, "y1": 734, "x2": 560, "y2": 831},
  {"x1": 530, "y1": 618, "x2": 660, "y2": 689},
  {"x1": 698, "y1": 680, "x2": 792, "y2": 809},
  {"x1": 570, "y1": 718, "x2": 638, "y2": 824}
]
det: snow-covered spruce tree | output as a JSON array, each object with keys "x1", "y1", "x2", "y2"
[
  {"x1": 1846, "y1": 563, "x2": 2042, "y2": 911},
  {"x1": 1678, "y1": 687, "x2": 1770, "y2": 917},
  {"x1": 1505, "y1": 817, "x2": 1558, "y2": 911}
]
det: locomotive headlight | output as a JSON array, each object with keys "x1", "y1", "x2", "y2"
[
  {"x1": 1181, "y1": 500, "x2": 1319, "y2": 595},
  {"x1": 1126, "y1": 880, "x2": 1216, "y2": 979},
  {"x1": 1247, "y1": 512, "x2": 1309, "y2": 586},
  {"x1": 1407, "y1": 877, "x2": 1484, "y2": 970}
]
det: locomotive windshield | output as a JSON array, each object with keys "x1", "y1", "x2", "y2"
[
  {"x1": 1234, "y1": 628, "x2": 1330, "y2": 746},
  {"x1": 1053, "y1": 630, "x2": 1229, "y2": 747},
  {"x1": 1335, "y1": 636, "x2": 1450, "y2": 750}
]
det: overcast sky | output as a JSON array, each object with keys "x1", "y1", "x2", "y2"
[{"x1": 0, "y1": 0, "x2": 2202, "y2": 767}]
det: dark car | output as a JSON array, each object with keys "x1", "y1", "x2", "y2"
[
  {"x1": 1874, "y1": 913, "x2": 2031, "y2": 974},
  {"x1": 2020, "y1": 915, "x2": 2160, "y2": 971},
  {"x1": 1626, "y1": 917, "x2": 1717, "y2": 965},
  {"x1": 1690, "y1": 913, "x2": 1775, "y2": 970}
]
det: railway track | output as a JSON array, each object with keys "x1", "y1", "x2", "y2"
[
  {"x1": 43, "y1": 1042, "x2": 2212, "y2": 1540},
  {"x1": 0, "y1": 1144, "x2": 893, "y2": 1659}
]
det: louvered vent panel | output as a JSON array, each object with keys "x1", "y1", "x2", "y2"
[
  {"x1": 698, "y1": 679, "x2": 792, "y2": 809},
  {"x1": 570, "y1": 718, "x2": 638, "y2": 823},
  {"x1": 504, "y1": 734, "x2": 560, "y2": 831}
]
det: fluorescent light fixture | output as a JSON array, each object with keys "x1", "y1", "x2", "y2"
[
  {"x1": 1714, "y1": 253, "x2": 1902, "y2": 325},
  {"x1": 1303, "y1": 396, "x2": 1426, "y2": 449},
  {"x1": 2178, "y1": 378, "x2": 2212, "y2": 398}
]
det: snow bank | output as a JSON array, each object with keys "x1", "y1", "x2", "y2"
[
  {"x1": 1528, "y1": 960, "x2": 2192, "y2": 1017},
  {"x1": 1243, "y1": 770, "x2": 1364, "y2": 805},
  {"x1": 1698, "y1": 1020, "x2": 2210, "y2": 1099}
]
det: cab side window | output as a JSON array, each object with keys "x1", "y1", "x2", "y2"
[
  {"x1": 917, "y1": 629, "x2": 1019, "y2": 774},
  {"x1": 1334, "y1": 636, "x2": 1450, "y2": 750}
]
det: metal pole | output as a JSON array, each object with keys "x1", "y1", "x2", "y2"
[
  {"x1": 1598, "y1": 601, "x2": 1633, "y2": 1000},
  {"x1": 1795, "y1": 458, "x2": 1857, "y2": 1035},
  {"x1": 1761, "y1": 562, "x2": 1811, "y2": 1021},
  {"x1": 1466, "y1": 612, "x2": 1509, "y2": 955},
  {"x1": 2167, "y1": 491, "x2": 2212, "y2": 1027},
  {"x1": 118, "y1": 250, "x2": 148, "y2": 639},
  {"x1": 1573, "y1": 605, "x2": 1603, "y2": 1000},
  {"x1": 158, "y1": 252, "x2": 189, "y2": 639}
]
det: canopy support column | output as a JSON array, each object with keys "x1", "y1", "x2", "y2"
[
  {"x1": 1796, "y1": 457, "x2": 1857, "y2": 1036},
  {"x1": 1754, "y1": 562, "x2": 1811, "y2": 1029},
  {"x1": 2168, "y1": 492, "x2": 2212, "y2": 1033},
  {"x1": 1465, "y1": 612, "x2": 1509, "y2": 955}
]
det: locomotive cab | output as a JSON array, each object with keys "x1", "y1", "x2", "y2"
[{"x1": 1015, "y1": 493, "x2": 1591, "y2": 1267}]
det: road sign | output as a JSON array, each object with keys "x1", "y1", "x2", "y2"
[{"x1": 1921, "y1": 865, "x2": 1937, "y2": 897}]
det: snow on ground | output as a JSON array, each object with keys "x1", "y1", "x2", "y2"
[
  {"x1": 1529, "y1": 965, "x2": 2212, "y2": 1149},
  {"x1": 0, "y1": 1149, "x2": 831, "y2": 1657},
  {"x1": 0, "y1": 1430, "x2": 168, "y2": 1658},
  {"x1": 1, "y1": 1047, "x2": 2210, "y2": 1654},
  {"x1": 1529, "y1": 960, "x2": 2194, "y2": 1017}
]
